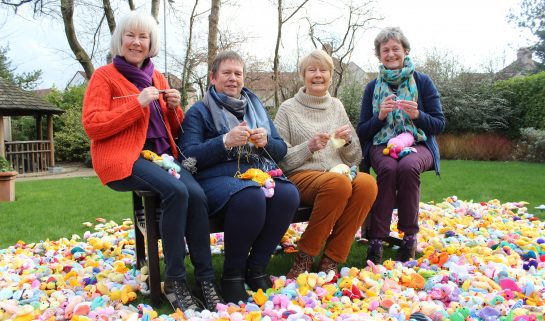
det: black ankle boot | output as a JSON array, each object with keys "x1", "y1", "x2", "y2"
[
  {"x1": 246, "y1": 265, "x2": 272, "y2": 292},
  {"x1": 195, "y1": 280, "x2": 224, "y2": 311},
  {"x1": 163, "y1": 279, "x2": 203, "y2": 312},
  {"x1": 221, "y1": 269, "x2": 249, "y2": 304},
  {"x1": 365, "y1": 239, "x2": 383, "y2": 265},
  {"x1": 397, "y1": 234, "x2": 417, "y2": 262}
]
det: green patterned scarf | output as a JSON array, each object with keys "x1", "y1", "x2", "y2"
[{"x1": 372, "y1": 56, "x2": 427, "y2": 145}]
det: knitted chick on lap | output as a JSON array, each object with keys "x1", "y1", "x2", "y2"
[
  {"x1": 141, "y1": 150, "x2": 181, "y2": 179},
  {"x1": 383, "y1": 132, "x2": 417, "y2": 159}
]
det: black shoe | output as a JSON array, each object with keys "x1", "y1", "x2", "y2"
[
  {"x1": 163, "y1": 279, "x2": 203, "y2": 312},
  {"x1": 397, "y1": 235, "x2": 417, "y2": 262},
  {"x1": 195, "y1": 280, "x2": 224, "y2": 311},
  {"x1": 365, "y1": 239, "x2": 383, "y2": 265},
  {"x1": 246, "y1": 265, "x2": 272, "y2": 292},
  {"x1": 221, "y1": 270, "x2": 249, "y2": 304}
]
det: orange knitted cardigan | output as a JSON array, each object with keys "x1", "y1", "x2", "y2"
[{"x1": 82, "y1": 64, "x2": 184, "y2": 185}]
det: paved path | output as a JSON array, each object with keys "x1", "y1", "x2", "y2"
[{"x1": 16, "y1": 163, "x2": 97, "y2": 181}]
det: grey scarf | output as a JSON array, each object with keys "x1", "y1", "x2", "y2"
[{"x1": 203, "y1": 86, "x2": 271, "y2": 135}]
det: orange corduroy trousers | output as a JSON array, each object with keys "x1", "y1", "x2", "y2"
[{"x1": 288, "y1": 170, "x2": 378, "y2": 263}]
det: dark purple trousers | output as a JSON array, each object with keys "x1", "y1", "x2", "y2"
[{"x1": 366, "y1": 144, "x2": 434, "y2": 239}]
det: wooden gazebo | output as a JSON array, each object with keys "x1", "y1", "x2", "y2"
[{"x1": 0, "y1": 78, "x2": 64, "y2": 174}]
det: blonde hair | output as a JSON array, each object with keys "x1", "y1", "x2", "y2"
[
  {"x1": 110, "y1": 11, "x2": 160, "y2": 58},
  {"x1": 298, "y1": 49, "x2": 334, "y2": 80}
]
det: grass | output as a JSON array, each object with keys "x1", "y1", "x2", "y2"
[{"x1": 1, "y1": 160, "x2": 544, "y2": 313}]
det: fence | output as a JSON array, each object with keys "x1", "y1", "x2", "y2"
[{"x1": 5, "y1": 140, "x2": 52, "y2": 174}]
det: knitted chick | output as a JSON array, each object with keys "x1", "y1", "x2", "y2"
[
  {"x1": 237, "y1": 168, "x2": 275, "y2": 198},
  {"x1": 383, "y1": 132, "x2": 417, "y2": 159},
  {"x1": 140, "y1": 150, "x2": 181, "y2": 178}
]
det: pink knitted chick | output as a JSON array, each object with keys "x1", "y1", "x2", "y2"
[{"x1": 383, "y1": 132, "x2": 416, "y2": 159}]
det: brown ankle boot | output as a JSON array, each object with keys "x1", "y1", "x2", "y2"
[
  {"x1": 286, "y1": 251, "x2": 313, "y2": 279},
  {"x1": 317, "y1": 255, "x2": 339, "y2": 274}
]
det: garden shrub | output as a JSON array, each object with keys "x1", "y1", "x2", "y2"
[
  {"x1": 496, "y1": 71, "x2": 545, "y2": 137},
  {"x1": 54, "y1": 107, "x2": 90, "y2": 162},
  {"x1": 338, "y1": 81, "x2": 363, "y2": 127},
  {"x1": 46, "y1": 85, "x2": 90, "y2": 162},
  {"x1": 513, "y1": 128, "x2": 545, "y2": 163},
  {"x1": 440, "y1": 78, "x2": 512, "y2": 135}
]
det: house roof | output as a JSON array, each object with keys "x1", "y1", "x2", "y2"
[
  {"x1": 0, "y1": 78, "x2": 64, "y2": 116},
  {"x1": 245, "y1": 71, "x2": 300, "y2": 91},
  {"x1": 496, "y1": 47, "x2": 540, "y2": 80}
]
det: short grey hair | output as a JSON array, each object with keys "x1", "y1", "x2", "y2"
[
  {"x1": 110, "y1": 11, "x2": 160, "y2": 58},
  {"x1": 210, "y1": 51, "x2": 245, "y2": 78},
  {"x1": 298, "y1": 49, "x2": 334, "y2": 80},
  {"x1": 374, "y1": 27, "x2": 410, "y2": 57}
]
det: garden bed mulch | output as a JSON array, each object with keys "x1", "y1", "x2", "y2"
[{"x1": 1, "y1": 196, "x2": 544, "y2": 321}]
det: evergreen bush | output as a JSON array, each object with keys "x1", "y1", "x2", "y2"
[{"x1": 496, "y1": 72, "x2": 545, "y2": 137}]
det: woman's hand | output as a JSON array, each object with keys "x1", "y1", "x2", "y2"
[
  {"x1": 308, "y1": 132, "x2": 330, "y2": 153},
  {"x1": 334, "y1": 124, "x2": 352, "y2": 144},
  {"x1": 398, "y1": 100, "x2": 419, "y2": 119},
  {"x1": 378, "y1": 94, "x2": 397, "y2": 121},
  {"x1": 224, "y1": 121, "x2": 252, "y2": 149},
  {"x1": 138, "y1": 87, "x2": 160, "y2": 107},
  {"x1": 249, "y1": 127, "x2": 268, "y2": 148},
  {"x1": 163, "y1": 89, "x2": 182, "y2": 110}
]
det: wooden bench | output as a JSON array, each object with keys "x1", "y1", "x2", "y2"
[{"x1": 132, "y1": 190, "x2": 312, "y2": 304}]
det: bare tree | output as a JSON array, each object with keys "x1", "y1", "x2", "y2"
[
  {"x1": 307, "y1": 0, "x2": 379, "y2": 96},
  {"x1": 1, "y1": 0, "x2": 168, "y2": 79},
  {"x1": 207, "y1": 0, "x2": 220, "y2": 86},
  {"x1": 273, "y1": 0, "x2": 309, "y2": 108},
  {"x1": 150, "y1": 0, "x2": 159, "y2": 22},
  {"x1": 180, "y1": 0, "x2": 206, "y2": 105},
  {"x1": 60, "y1": 0, "x2": 95, "y2": 78},
  {"x1": 103, "y1": 0, "x2": 116, "y2": 33}
]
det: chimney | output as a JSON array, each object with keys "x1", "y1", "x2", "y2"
[
  {"x1": 321, "y1": 43, "x2": 333, "y2": 55},
  {"x1": 517, "y1": 47, "x2": 533, "y2": 64}
]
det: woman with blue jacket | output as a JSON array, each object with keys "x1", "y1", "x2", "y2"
[
  {"x1": 357, "y1": 27, "x2": 445, "y2": 264},
  {"x1": 179, "y1": 51, "x2": 299, "y2": 304}
]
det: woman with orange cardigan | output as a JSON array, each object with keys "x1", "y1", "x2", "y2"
[{"x1": 82, "y1": 11, "x2": 222, "y2": 312}]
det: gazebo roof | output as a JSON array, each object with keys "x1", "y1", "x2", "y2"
[{"x1": 0, "y1": 78, "x2": 64, "y2": 116}]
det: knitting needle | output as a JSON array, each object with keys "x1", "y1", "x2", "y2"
[{"x1": 113, "y1": 90, "x2": 167, "y2": 99}]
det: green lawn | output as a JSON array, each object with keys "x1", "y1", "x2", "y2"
[
  {"x1": 1, "y1": 160, "x2": 544, "y2": 313},
  {"x1": 2, "y1": 159, "x2": 544, "y2": 248}
]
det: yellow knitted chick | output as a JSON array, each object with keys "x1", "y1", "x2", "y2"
[{"x1": 237, "y1": 168, "x2": 271, "y2": 186}]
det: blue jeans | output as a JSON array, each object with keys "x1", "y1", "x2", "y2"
[
  {"x1": 108, "y1": 157, "x2": 214, "y2": 282},
  {"x1": 217, "y1": 181, "x2": 300, "y2": 271}
]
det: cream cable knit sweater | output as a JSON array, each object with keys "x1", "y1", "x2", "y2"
[{"x1": 274, "y1": 87, "x2": 362, "y2": 175}]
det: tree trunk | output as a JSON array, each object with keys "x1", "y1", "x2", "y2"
[
  {"x1": 60, "y1": 0, "x2": 95, "y2": 79},
  {"x1": 273, "y1": 0, "x2": 282, "y2": 109},
  {"x1": 103, "y1": 0, "x2": 116, "y2": 64},
  {"x1": 128, "y1": 0, "x2": 135, "y2": 10},
  {"x1": 102, "y1": 0, "x2": 116, "y2": 34},
  {"x1": 151, "y1": 0, "x2": 160, "y2": 23},
  {"x1": 207, "y1": 0, "x2": 220, "y2": 86}
]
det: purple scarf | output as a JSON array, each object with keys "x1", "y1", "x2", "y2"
[{"x1": 113, "y1": 56, "x2": 170, "y2": 154}]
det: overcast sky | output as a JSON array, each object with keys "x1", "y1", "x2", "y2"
[{"x1": 0, "y1": 0, "x2": 534, "y2": 90}]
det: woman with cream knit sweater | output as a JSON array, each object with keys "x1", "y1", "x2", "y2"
[{"x1": 274, "y1": 49, "x2": 377, "y2": 278}]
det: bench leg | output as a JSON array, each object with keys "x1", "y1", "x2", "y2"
[
  {"x1": 132, "y1": 193, "x2": 146, "y2": 269},
  {"x1": 144, "y1": 195, "x2": 162, "y2": 305}
]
